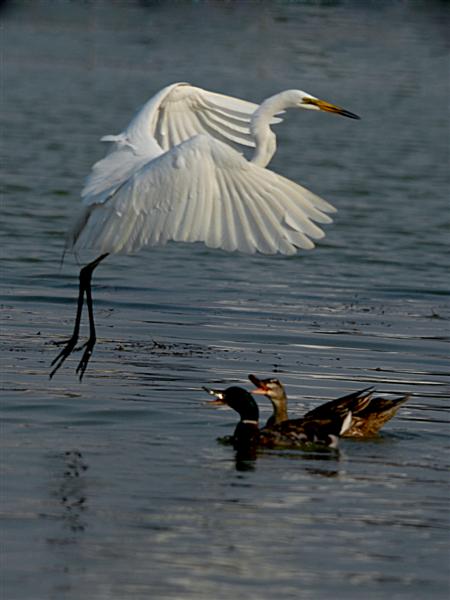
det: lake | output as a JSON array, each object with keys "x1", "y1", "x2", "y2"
[{"x1": 1, "y1": 1, "x2": 449, "y2": 599}]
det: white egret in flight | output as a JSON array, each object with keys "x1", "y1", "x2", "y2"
[{"x1": 50, "y1": 82, "x2": 359, "y2": 380}]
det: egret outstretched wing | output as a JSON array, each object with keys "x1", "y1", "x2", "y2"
[
  {"x1": 82, "y1": 83, "x2": 281, "y2": 207},
  {"x1": 72, "y1": 134, "x2": 335, "y2": 256},
  {"x1": 53, "y1": 85, "x2": 359, "y2": 380}
]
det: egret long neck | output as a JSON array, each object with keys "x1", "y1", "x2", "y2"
[{"x1": 250, "y1": 91, "x2": 294, "y2": 168}]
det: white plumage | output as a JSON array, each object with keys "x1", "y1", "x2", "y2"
[
  {"x1": 69, "y1": 82, "x2": 354, "y2": 257},
  {"x1": 80, "y1": 82, "x2": 269, "y2": 207},
  {"x1": 72, "y1": 133, "x2": 335, "y2": 255},
  {"x1": 52, "y1": 82, "x2": 359, "y2": 380}
]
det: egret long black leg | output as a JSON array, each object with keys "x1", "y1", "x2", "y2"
[
  {"x1": 75, "y1": 262, "x2": 101, "y2": 381},
  {"x1": 50, "y1": 276, "x2": 87, "y2": 379},
  {"x1": 50, "y1": 253, "x2": 109, "y2": 379}
]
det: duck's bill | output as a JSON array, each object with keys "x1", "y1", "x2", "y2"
[
  {"x1": 248, "y1": 374, "x2": 268, "y2": 394},
  {"x1": 304, "y1": 97, "x2": 360, "y2": 119},
  {"x1": 202, "y1": 386, "x2": 227, "y2": 405}
]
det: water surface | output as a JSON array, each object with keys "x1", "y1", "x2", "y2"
[{"x1": 1, "y1": 2, "x2": 449, "y2": 599}]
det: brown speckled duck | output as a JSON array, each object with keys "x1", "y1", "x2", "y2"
[
  {"x1": 204, "y1": 386, "x2": 352, "y2": 450},
  {"x1": 248, "y1": 374, "x2": 410, "y2": 438}
]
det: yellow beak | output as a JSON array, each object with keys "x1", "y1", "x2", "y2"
[{"x1": 304, "y1": 97, "x2": 360, "y2": 119}]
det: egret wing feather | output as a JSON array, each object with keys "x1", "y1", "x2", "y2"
[
  {"x1": 71, "y1": 135, "x2": 335, "y2": 256},
  {"x1": 125, "y1": 82, "x2": 262, "y2": 152},
  {"x1": 219, "y1": 169, "x2": 257, "y2": 253},
  {"x1": 235, "y1": 171, "x2": 317, "y2": 249},
  {"x1": 202, "y1": 95, "x2": 283, "y2": 126},
  {"x1": 81, "y1": 83, "x2": 264, "y2": 207},
  {"x1": 198, "y1": 110, "x2": 255, "y2": 146},
  {"x1": 234, "y1": 172, "x2": 294, "y2": 254},
  {"x1": 279, "y1": 176, "x2": 336, "y2": 216}
]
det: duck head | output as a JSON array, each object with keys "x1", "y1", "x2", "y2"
[
  {"x1": 248, "y1": 374, "x2": 288, "y2": 424},
  {"x1": 203, "y1": 386, "x2": 260, "y2": 424},
  {"x1": 249, "y1": 374, "x2": 286, "y2": 401}
]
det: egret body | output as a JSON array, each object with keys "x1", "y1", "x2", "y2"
[{"x1": 50, "y1": 83, "x2": 359, "y2": 379}]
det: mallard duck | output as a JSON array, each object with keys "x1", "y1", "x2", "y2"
[
  {"x1": 204, "y1": 386, "x2": 352, "y2": 450},
  {"x1": 248, "y1": 374, "x2": 410, "y2": 437}
]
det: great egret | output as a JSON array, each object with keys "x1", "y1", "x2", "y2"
[{"x1": 50, "y1": 82, "x2": 359, "y2": 380}]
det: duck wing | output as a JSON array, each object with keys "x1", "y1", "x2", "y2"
[
  {"x1": 303, "y1": 386, "x2": 375, "y2": 421},
  {"x1": 261, "y1": 412, "x2": 352, "y2": 449}
]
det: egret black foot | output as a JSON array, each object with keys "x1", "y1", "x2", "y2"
[
  {"x1": 75, "y1": 339, "x2": 96, "y2": 382},
  {"x1": 50, "y1": 336, "x2": 79, "y2": 379}
]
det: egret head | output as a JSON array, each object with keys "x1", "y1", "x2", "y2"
[
  {"x1": 251, "y1": 88, "x2": 359, "y2": 167},
  {"x1": 294, "y1": 90, "x2": 360, "y2": 119}
]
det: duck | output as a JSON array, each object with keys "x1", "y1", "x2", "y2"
[
  {"x1": 204, "y1": 386, "x2": 352, "y2": 450},
  {"x1": 248, "y1": 374, "x2": 410, "y2": 437}
]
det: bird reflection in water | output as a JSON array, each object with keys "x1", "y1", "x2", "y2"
[
  {"x1": 234, "y1": 446, "x2": 259, "y2": 472},
  {"x1": 238, "y1": 446, "x2": 343, "y2": 475},
  {"x1": 56, "y1": 450, "x2": 88, "y2": 534}
]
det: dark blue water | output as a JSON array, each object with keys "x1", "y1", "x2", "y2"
[{"x1": 1, "y1": 2, "x2": 449, "y2": 599}]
